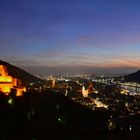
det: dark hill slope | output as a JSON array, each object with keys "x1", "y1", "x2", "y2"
[
  {"x1": 125, "y1": 70, "x2": 140, "y2": 83},
  {"x1": 0, "y1": 60, "x2": 41, "y2": 84}
]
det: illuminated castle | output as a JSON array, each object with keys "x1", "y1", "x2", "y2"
[{"x1": 0, "y1": 65, "x2": 26, "y2": 96}]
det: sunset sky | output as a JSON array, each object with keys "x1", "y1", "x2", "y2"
[{"x1": 1, "y1": 0, "x2": 140, "y2": 75}]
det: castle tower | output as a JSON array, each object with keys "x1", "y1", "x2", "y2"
[
  {"x1": 0, "y1": 65, "x2": 8, "y2": 76},
  {"x1": 52, "y1": 78, "x2": 56, "y2": 88},
  {"x1": 82, "y1": 86, "x2": 89, "y2": 97}
]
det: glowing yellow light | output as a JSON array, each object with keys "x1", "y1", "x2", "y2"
[
  {"x1": 120, "y1": 89, "x2": 129, "y2": 95},
  {"x1": 16, "y1": 90, "x2": 22, "y2": 97},
  {"x1": 82, "y1": 86, "x2": 89, "y2": 97},
  {"x1": 0, "y1": 85, "x2": 12, "y2": 93},
  {"x1": 8, "y1": 97, "x2": 13, "y2": 105},
  {"x1": 0, "y1": 76, "x2": 12, "y2": 82}
]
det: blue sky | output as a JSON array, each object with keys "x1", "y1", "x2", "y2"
[{"x1": 0, "y1": 0, "x2": 140, "y2": 75}]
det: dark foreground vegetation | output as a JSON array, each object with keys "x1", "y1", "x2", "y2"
[{"x1": 0, "y1": 91, "x2": 139, "y2": 140}]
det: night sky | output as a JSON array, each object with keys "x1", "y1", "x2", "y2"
[{"x1": 1, "y1": 0, "x2": 140, "y2": 75}]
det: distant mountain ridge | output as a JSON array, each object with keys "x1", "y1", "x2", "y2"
[
  {"x1": 0, "y1": 60, "x2": 42, "y2": 85},
  {"x1": 125, "y1": 70, "x2": 140, "y2": 83}
]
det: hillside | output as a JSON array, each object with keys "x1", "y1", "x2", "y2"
[
  {"x1": 125, "y1": 70, "x2": 140, "y2": 83},
  {"x1": 0, "y1": 60, "x2": 42, "y2": 85}
]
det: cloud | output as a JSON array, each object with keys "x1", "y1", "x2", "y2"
[
  {"x1": 74, "y1": 31, "x2": 140, "y2": 49},
  {"x1": 32, "y1": 48, "x2": 140, "y2": 70},
  {"x1": 22, "y1": 65, "x2": 139, "y2": 75},
  {"x1": 2, "y1": 51, "x2": 140, "y2": 75},
  {"x1": 76, "y1": 35, "x2": 95, "y2": 43}
]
